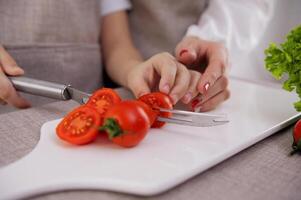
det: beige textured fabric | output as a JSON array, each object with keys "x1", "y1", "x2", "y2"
[
  {"x1": 0, "y1": 101, "x2": 300, "y2": 200},
  {"x1": 129, "y1": 0, "x2": 208, "y2": 58},
  {"x1": 0, "y1": 0, "x2": 100, "y2": 45},
  {"x1": 0, "y1": 0, "x2": 102, "y2": 113}
]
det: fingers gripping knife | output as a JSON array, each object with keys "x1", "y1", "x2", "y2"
[
  {"x1": 9, "y1": 76, "x2": 90, "y2": 104},
  {"x1": 9, "y1": 76, "x2": 229, "y2": 127}
]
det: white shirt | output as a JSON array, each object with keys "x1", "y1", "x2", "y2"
[
  {"x1": 185, "y1": 0, "x2": 277, "y2": 82},
  {"x1": 186, "y1": 0, "x2": 275, "y2": 53},
  {"x1": 100, "y1": 0, "x2": 131, "y2": 16},
  {"x1": 100, "y1": 0, "x2": 274, "y2": 55}
]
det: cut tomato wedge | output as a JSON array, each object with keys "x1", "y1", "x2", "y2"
[
  {"x1": 86, "y1": 88, "x2": 121, "y2": 117},
  {"x1": 138, "y1": 92, "x2": 173, "y2": 128},
  {"x1": 56, "y1": 105, "x2": 101, "y2": 145}
]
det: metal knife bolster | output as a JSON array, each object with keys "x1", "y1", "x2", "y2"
[{"x1": 9, "y1": 76, "x2": 70, "y2": 101}]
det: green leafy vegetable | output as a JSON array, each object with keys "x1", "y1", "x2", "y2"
[{"x1": 265, "y1": 25, "x2": 301, "y2": 111}]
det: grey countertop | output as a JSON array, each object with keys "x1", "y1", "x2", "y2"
[{"x1": 0, "y1": 101, "x2": 300, "y2": 200}]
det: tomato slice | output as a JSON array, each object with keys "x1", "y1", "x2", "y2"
[
  {"x1": 86, "y1": 88, "x2": 121, "y2": 117},
  {"x1": 101, "y1": 100, "x2": 150, "y2": 148},
  {"x1": 56, "y1": 105, "x2": 101, "y2": 145},
  {"x1": 138, "y1": 92, "x2": 173, "y2": 128}
]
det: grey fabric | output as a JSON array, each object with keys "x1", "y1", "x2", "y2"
[
  {"x1": 129, "y1": 0, "x2": 208, "y2": 59},
  {"x1": 0, "y1": 44, "x2": 102, "y2": 113},
  {"x1": 5, "y1": 44, "x2": 102, "y2": 93},
  {"x1": 0, "y1": 101, "x2": 300, "y2": 200},
  {"x1": 0, "y1": 0, "x2": 100, "y2": 45},
  {"x1": 0, "y1": 0, "x2": 103, "y2": 113}
]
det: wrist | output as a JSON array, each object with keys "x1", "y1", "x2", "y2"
[{"x1": 124, "y1": 60, "x2": 143, "y2": 89}]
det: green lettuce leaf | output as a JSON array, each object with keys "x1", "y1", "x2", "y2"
[{"x1": 265, "y1": 25, "x2": 301, "y2": 111}]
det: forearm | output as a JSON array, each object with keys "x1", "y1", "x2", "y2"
[{"x1": 101, "y1": 11, "x2": 143, "y2": 87}]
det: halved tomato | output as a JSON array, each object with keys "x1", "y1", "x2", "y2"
[
  {"x1": 56, "y1": 105, "x2": 101, "y2": 145},
  {"x1": 86, "y1": 88, "x2": 121, "y2": 117},
  {"x1": 138, "y1": 92, "x2": 173, "y2": 128}
]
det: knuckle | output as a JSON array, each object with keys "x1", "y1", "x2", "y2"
[
  {"x1": 190, "y1": 70, "x2": 201, "y2": 78},
  {"x1": 165, "y1": 73, "x2": 176, "y2": 83},
  {"x1": 180, "y1": 69, "x2": 191, "y2": 84},
  {"x1": 211, "y1": 59, "x2": 224, "y2": 68},
  {"x1": 164, "y1": 64, "x2": 177, "y2": 75},
  {"x1": 219, "y1": 61, "x2": 226, "y2": 74},
  {"x1": 177, "y1": 63, "x2": 189, "y2": 73},
  {"x1": 0, "y1": 86, "x2": 12, "y2": 100},
  {"x1": 160, "y1": 52, "x2": 173, "y2": 59},
  {"x1": 220, "y1": 76, "x2": 229, "y2": 88},
  {"x1": 209, "y1": 72, "x2": 218, "y2": 82},
  {"x1": 189, "y1": 85, "x2": 199, "y2": 97},
  {"x1": 180, "y1": 66, "x2": 190, "y2": 76},
  {"x1": 224, "y1": 89, "x2": 231, "y2": 100},
  {"x1": 212, "y1": 41, "x2": 224, "y2": 50}
]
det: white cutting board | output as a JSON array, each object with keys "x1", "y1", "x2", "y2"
[{"x1": 0, "y1": 77, "x2": 300, "y2": 200}]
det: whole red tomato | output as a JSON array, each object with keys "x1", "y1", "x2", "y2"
[
  {"x1": 101, "y1": 100, "x2": 151, "y2": 148},
  {"x1": 291, "y1": 119, "x2": 301, "y2": 155}
]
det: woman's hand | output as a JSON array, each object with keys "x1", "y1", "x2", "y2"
[
  {"x1": 0, "y1": 45, "x2": 30, "y2": 108},
  {"x1": 175, "y1": 36, "x2": 230, "y2": 111},
  {"x1": 126, "y1": 52, "x2": 192, "y2": 104}
]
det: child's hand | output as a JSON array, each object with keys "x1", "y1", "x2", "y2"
[
  {"x1": 126, "y1": 52, "x2": 191, "y2": 104},
  {"x1": 175, "y1": 36, "x2": 230, "y2": 111}
]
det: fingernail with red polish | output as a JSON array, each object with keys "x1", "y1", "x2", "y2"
[
  {"x1": 179, "y1": 49, "x2": 188, "y2": 57},
  {"x1": 204, "y1": 83, "x2": 210, "y2": 92},
  {"x1": 191, "y1": 99, "x2": 200, "y2": 108}
]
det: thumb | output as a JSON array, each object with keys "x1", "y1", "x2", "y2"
[
  {"x1": 175, "y1": 37, "x2": 199, "y2": 66},
  {"x1": 0, "y1": 46, "x2": 24, "y2": 76},
  {"x1": 128, "y1": 76, "x2": 151, "y2": 98}
]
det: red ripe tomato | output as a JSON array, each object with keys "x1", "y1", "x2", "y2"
[
  {"x1": 56, "y1": 105, "x2": 101, "y2": 145},
  {"x1": 135, "y1": 100, "x2": 157, "y2": 126},
  {"x1": 101, "y1": 100, "x2": 150, "y2": 148},
  {"x1": 291, "y1": 119, "x2": 301, "y2": 155},
  {"x1": 86, "y1": 88, "x2": 121, "y2": 118},
  {"x1": 138, "y1": 92, "x2": 173, "y2": 128}
]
